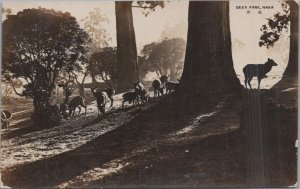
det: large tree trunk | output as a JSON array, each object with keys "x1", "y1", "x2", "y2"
[
  {"x1": 115, "y1": 1, "x2": 139, "y2": 92},
  {"x1": 283, "y1": 1, "x2": 298, "y2": 77},
  {"x1": 179, "y1": 1, "x2": 241, "y2": 105}
]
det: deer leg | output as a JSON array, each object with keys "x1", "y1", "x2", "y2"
[
  {"x1": 244, "y1": 78, "x2": 248, "y2": 90},
  {"x1": 3, "y1": 121, "x2": 7, "y2": 129},
  {"x1": 110, "y1": 97, "x2": 114, "y2": 107},
  {"x1": 122, "y1": 101, "x2": 125, "y2": 109},
  {"x1": 138, "y1": 97, "x2": 140, "y2": 105},
  {"x1": 100, "y1": 106, "x2": 105, "y2": 115},
  {"x1": 258, "y1": 78, "x2": 261, "y2": 90},
  {"x1": 78, "y1": 107, "x2": 81, "y2": 116},
  {"x1": 247, "y1": 77, "x2": 253, "y2": 90}
]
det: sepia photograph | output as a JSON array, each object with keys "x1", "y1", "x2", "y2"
[{"x1": 1, "y1": 0, "x2": 298, "y2": 188}]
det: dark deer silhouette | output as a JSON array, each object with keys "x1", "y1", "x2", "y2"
[
  {"x1": 152, "y1": 79, "x2": 164, "y2": 97},
  {"x1": 122, "y1": 91, "x2": 139, "y2": 108},
  {"x1": 243, "y1": 58, "x2": 278, "y2": 90},
  {"x1": 165, "y1": 81, "x2": 179, "y2": 94},
  {"x1": 133, "y1": 82, "x2": 149, "y2": 104},
  {"x1": 103, "y1": 88, "x2": 115, "y2": 107},
  {"x1": 1, "y1": 110, "x2": 13, "y2": 129},
  {"x1": 68, "y1": 96, "x2": 87, "y2": 116},
  {"x1": 90, "y1": 87, "x2": 108, "y2": 117}
]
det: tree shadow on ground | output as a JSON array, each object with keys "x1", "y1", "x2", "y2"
[
  {"x1": 83, "y1": 87, "x2": 297, "y2": 188},
  {"x1": 2, "y1": 95, "x2": 243, "y2": 188},
  {"x1": 2, "y1": 82, "x2": 297, "y2": 188}
]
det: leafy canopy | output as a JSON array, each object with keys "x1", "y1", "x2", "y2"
[
  {"x1": 259, "y1": 1, "x2": 290, "y2": 48},
  {"x1": 3, "y1": 8, "x2": 90, "y2": 99},
  {"x1": 139, "y1": 38, "x2": 186, "y2": 80},
  {"x1": 133, "y1": 1, "x2": 165, "y2": 16},
  {"x1": 88, "y1": 47, "x2": 118, "y2": 88}
]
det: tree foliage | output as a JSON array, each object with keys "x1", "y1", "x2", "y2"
[
  {"x1": 88, "y1": 47, "x2": 118, "y2": 88},
  {"x1": 2, "y1": 8, "x2": 90, "y2": 126},
  {"x1": 139, "y1": 38, "x2": 186, "y2": 80},
  {"x1": 134, "y1": 1, "x2": 165, "y2": 16},
  {"x1": 259, "y1": 1, "x2": 290, "y2": 48},
  {"x1": 81, "y1": 8, "x2": 111, "y2": 54},
  {"x1": 2, "y1": 7, "x2": 12, "y2": 18},
  {"x1": 80, "y1": 8, "x2": 112, "y2": 85}
]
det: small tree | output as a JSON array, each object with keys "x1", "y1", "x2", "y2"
[
  {"x1": 139, "y1": 38, "x2": 186, "y2": 80},
  {"x1": 81, "y1": 8, "x2": 112, "y2": 85},
  {"x1": 59, "y1": 67, "x2": 78, "y2": 103},
  {"x1": 1, "y1": 79, "x2": 21, "y2": 103},
  {"x1": 2, "y1": 8, "x2": 90, "y2": 127},
  {"x1": 72, "y1": 67, "x2": 89, "y2": 97},
  {"x1": 88, "y1": 47, "x2": 118, "y2": 88}
]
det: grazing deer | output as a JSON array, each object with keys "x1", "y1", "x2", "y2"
[
  {"x1": 103, "y1": 88, "x2": 115, "y2": 107},
  {"x1": 165, "y1": 81, "x2": 179, "y2": 94},
  {"x1": 90, "y1": 87, "x2": 109, "y2": 117},
  {"x1": 243, "y1": 58, "x2": 278, "y2": 90},
  {"x1": 152, "y1": 79, "x2": 164, "y2": 97},
  {"x1": 60, "y1": 102, "x2": 69, "y2": 118},
  {"x1": 122, "y1": 91, "x2": 139, "y2": 108},
  {"x1": 1, "y1": 110, "x2": 13, "y2": 129},
  {"x1": 133, "y1": 82, "x2": 149, "y2": 103},
  {"x1": 68, "y1": 96, "x2": 87, "y2": 116}
]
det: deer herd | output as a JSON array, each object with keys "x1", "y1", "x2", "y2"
[
  {"x1": 1, "y1": 58, "x2": 279, "y2": 129},
  {"x1": 1, "y1": 75, "x2": 180, "y2": 129},
  {"x1": 58, "y1": 75, "x2": 179, "y2": 118}
]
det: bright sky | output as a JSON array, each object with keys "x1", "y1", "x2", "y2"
[
  {"x1": 3, "y1": 0, "x2": 189, "y2": 52},
  {"x1": 3, "y1": 0, "x2": 291, "y2": 85}
]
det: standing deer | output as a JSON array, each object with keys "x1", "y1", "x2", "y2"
[
  {"x1": 68, "y1": 96, "x2": 87, "y2": 116},
  {"x1": 1, "y1": 110, "x2": 13, "y2": 129},
  {"x1": 165, "y1": 81, "x2": 179, "y2": 94},
  {"x1": 152, "y1": 79, "x2": 164, "y2": 97},
  {"x1": 122, "y1": 91, "x2": 139, "y2": 108},
  {"x1": 243, "y1": 58, "x2": 278, "y2": 90}
]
